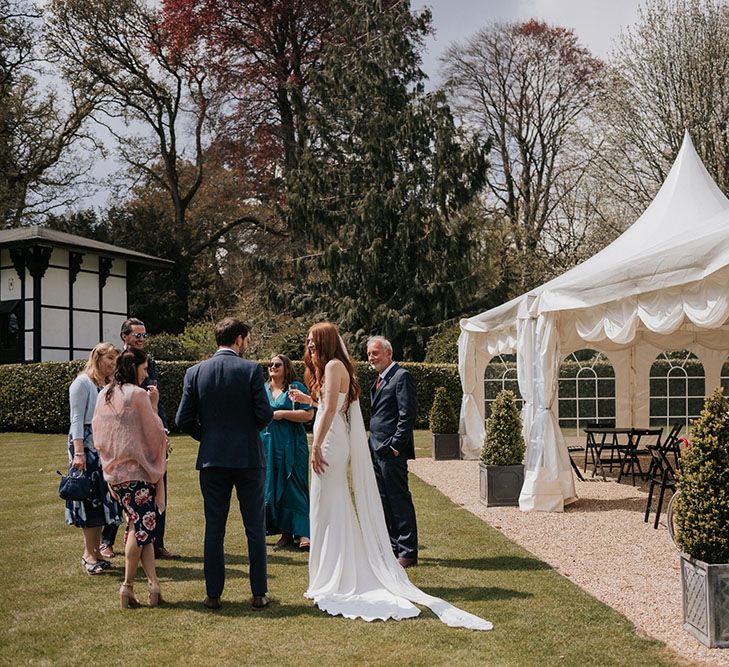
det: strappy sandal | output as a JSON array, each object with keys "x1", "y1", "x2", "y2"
[
  {"x1": 81, "y1": 557, "x2": 105, "y2": 576},
  {"x1": 298, "y1": 538, "x2": 310, "y2": 551},
  {"x1": 120, "y1": 583, "x2": 140, "y2": 609},
  {"x1": 148, "y1": 583, "x2": 164, "y2": 607}
]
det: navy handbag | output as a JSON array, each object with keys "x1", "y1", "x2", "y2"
[{"x1": 57, "y1": 469, "x2": 92, "y2": 501}]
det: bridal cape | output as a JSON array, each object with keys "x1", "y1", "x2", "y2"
[{"x1": 305, "y1": 396, "x2": 492, "y2": 631}]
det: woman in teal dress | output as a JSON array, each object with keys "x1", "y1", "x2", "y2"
[{"x1": 261, "y1": 354, "x2": 313, "y2": 550}]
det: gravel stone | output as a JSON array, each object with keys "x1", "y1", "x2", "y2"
[{"x1": 410, "y1": 458, "x2": 729, "y2": 667}]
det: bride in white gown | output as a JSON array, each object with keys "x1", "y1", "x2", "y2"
[{"x1": 291, "y1": 323, "x2": 492, "y2": 631}]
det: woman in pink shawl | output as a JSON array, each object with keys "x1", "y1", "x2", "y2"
[{"x1": 93, "y1": 348, "x2": 168, "y2": 609}]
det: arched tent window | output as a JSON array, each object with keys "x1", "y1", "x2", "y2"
[
  {"x1": 649, "y1": 351, "x2": 705, "y2": 428},
  {"x1": 484, "y1": 354, "x2": 522, "y2": 419},
  {"x1": 558, "y1": 350, "x2": 615, "y2": 433},
  {"x1": 722, "y1": 357, "x2": 729, "y2": 395}
]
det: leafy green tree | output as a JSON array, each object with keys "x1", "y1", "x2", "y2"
[{"x1": 275, "y1": 0, "x2": 489, "y2": 360}]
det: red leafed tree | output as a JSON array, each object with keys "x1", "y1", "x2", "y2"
[{"x1": 161, "y1": 0, "x2": 331, "y2": 193}]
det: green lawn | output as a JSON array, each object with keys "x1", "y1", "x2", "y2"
[{"x1": 0, "y1": 432, "x2": 688, "y2": 667}]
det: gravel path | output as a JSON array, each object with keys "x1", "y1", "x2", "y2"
[{"x1": 410, "y1": 457, "x2": 729, "y2": 667}]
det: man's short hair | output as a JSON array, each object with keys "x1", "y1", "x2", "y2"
[
  {"x1": 215, "y1": 317, "x2": 251, "y2": 347},
  {"x1": 366, "y1": 336, "x2": 393, "y2": 353},
  {"x1": 120, "y1": 317, "x2": 145, "y2": 338}
]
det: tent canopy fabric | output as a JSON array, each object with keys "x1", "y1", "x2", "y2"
[{"x1": 458, "y1": 133, "x2": 729, "y2": 512}]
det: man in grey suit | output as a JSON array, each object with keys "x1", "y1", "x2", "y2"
[
  {"x1": 176, "y1": 318, "x2": 273, "y2": 610},
  {"x1": 366, "y1": 336, "x2": 418, "y2": 568}
]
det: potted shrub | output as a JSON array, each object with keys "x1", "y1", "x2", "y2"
[
  {"x1": 429, "y1": 387, "x2": 460, "y2": 460},
  {"x1": 673, "y1": 387, "x2": 729, "y2": 649},
  {"x1": 480, "y1": 389, "x2": 525, "y2": 507}
]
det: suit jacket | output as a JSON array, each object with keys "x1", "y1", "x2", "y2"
[
  {"x1": 144, "y1": 356, "x2": 168, "y2": 429},
  {"x1": 368, "y1": 363, "x2": 417, "y2": 460},
  {"x1": 175, "y1": 349, "x2": 273, "y2": 470}
]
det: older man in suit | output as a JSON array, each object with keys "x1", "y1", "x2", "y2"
[
  {"x1": 176, "y1": 318, "x2": 273, "y2": 610},
  {"x1": 367, "y1": 336, "x2": 418, "y2": 568}
]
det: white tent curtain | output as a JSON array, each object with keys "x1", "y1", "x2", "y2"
[
  {"x1": 519, "y1": 314, "x2": 577, "y2": 512},
  {"x1": 458, "y1": 330, "x2": 489, "y2": 458}
]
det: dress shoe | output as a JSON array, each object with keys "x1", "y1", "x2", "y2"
[
  {"x1": 398, "y1": 557, "x2": 418, "y2": 568},
  {"x1": 273, "y1": 534, "x2": 294, "y2": 550},
  {"x1": 203, "y1": 596, "x2": 222, "y2": 610},
  {"x1": 155, "y1": 547, "x2": 181, "y2": 560},
  {"x1": 251, "y1": 595, "x2": 269, "y2": 611},
  {"x1": 99, "y1": 544, "x2": 115, "y2": 559}
]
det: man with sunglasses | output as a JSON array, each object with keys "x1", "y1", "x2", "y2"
[{"x1": 99, "y1": 318, "x2": 181, "y2": 560}]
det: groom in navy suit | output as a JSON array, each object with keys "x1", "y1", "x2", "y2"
[
  {"x1": 367, "y1": 336, "x2": 418, "y2": 568},
  {"x1": 176, "y1": 318, "x2": 273, "y2": 610}
]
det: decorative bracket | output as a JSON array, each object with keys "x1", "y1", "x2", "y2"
[
  {"x1": 69, "y1": 252, "x2": 84, "y2": 284},
  {"x1": 99, "y1": 257, "x2": 113, "y2": 288},
  {"x1": 9, "y1": 248, "x2": 25, "y2": 280},
  {"x1": 24, "y1": 247, "x2": 52, "y2": 280}
]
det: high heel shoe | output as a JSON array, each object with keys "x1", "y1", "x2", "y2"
[
  {"x1": 120, "y1": 583, "x2": 140, "y2": 609},
  {"x1": 148, "y1": 585, "x2": 164, "y2": 607}
]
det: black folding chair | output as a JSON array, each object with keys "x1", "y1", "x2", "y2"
[
  {"x1": 644, "y1": 443, "x2": 677, "y2": 529},
  {"x1": 581, "y1": 420, "x2": 616, "y2": 473},
  {"x1": 664, "y1": 422, "x2": 684, "y2": 471},
  {"x1": 618, "y1": 427, "x2": 662, "y2": 486}
]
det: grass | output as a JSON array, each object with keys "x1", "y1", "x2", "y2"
[{"x1": 0, "y1": 431, "x2": 689, "y2": 667}]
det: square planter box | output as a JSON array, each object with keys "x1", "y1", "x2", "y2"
[
  {"x1": 432, "y1": 433, "x2": 460, "y2": 460},
  {"x1": 479, "y1": 463, "x2": 524, "y2": 507},
  {"x1": 680, "y1": 552, "x2": 729, "y2": 648}
]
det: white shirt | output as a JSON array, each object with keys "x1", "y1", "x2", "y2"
[{"x1": 378, "y1": 361, "x2": 396, "y2": 384}]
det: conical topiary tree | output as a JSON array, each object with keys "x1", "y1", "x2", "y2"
[
  {"x1": 675, "y1": 387, "x2": 729, "y2": 564},
  {"x1": 481, "y1": 390, "x2": 525, "y2": 466},
  {"x1": 429, "y1": 387, "x2": 459, "y2": 434}
]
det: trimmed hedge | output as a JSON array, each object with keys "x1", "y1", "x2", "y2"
[{"x1": 0, "y1": 360, "x2": 461, "y2": 433}]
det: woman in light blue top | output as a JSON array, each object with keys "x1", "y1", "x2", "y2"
[{"x1": 66, "y1": 342, "x2": 123, "y2": 575}]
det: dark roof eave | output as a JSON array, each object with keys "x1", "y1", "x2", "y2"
[{"x1": 0, "y1": 227, "x2": 174, "y2": 269}]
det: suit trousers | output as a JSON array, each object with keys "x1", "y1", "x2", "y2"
[
  {"x1": 199, "y1": 467, "x2": 267, "y2": 598},
  {"x1": 371, "y1": 454, "x2": 418, "y2": 559}
]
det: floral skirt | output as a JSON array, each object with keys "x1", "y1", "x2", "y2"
[
  {"x1": 112, "y1": 481, "x2": 159, "y2": 547},
  {"x1": 65, "y1": 426, "x2": 122, "y2": 528}
]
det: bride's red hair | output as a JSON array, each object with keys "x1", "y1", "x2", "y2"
[{"x1": 304, "y1": 322, "x2": 361, "y2": 406}]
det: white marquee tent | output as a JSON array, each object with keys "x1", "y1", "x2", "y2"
[{"x1": 458, "y1": 133, "x2": 729, "y2": 512}]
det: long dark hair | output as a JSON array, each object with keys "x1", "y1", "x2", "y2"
[
  {"x1": 105, "y1": 348, "x2": 148, "y2": 403},
  {"x1": 304, "y1": 322, "x2": 361, "y2": 406}
]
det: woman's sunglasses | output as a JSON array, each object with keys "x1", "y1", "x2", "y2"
[{"x1": 268, "y1": 362, "x2": 283, "y2": 369}]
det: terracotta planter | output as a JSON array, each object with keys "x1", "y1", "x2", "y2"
[
  {"x1": 479, "y1": 463, "x2": 524, "y2": 507},
  {"x1": 432, "y1": 433, "x2": 460, "y2": 460},
  {"x1": 680, "y1": 552, "x2": 729, "y2": 648}
]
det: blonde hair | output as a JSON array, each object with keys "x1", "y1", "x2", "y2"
[{"x1": 83, "y1": 342, "x2": 119, "y2": 387}]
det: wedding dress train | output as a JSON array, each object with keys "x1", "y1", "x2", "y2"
[{"x1": 305, "y1": 393, "x2": 492, "y2": 631}]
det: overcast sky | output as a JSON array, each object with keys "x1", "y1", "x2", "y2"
[{"x1": 412, "y1": 0, "x2": 641, "y2": 84}]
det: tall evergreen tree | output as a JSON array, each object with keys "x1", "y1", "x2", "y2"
[{"x1": 276, "y1": 0, "x2": 489, "y2": 360}]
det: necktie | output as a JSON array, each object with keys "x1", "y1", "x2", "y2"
[{"x1": 375, "y1": 375, "x2": 383, "y2": 390}]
